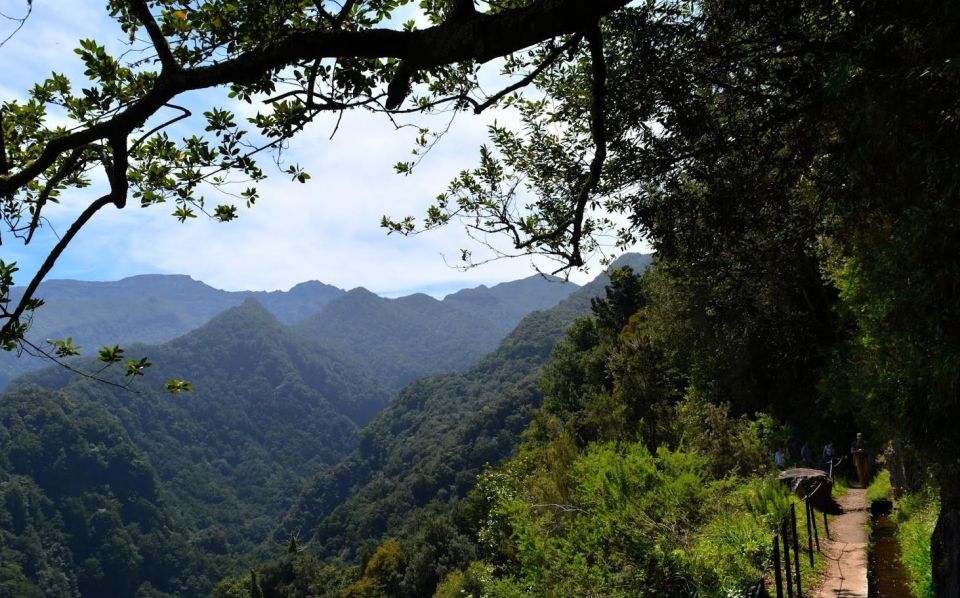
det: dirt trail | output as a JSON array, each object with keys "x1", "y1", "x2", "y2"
[{"x1": 812, "y1": 487, "x2": 870, "y2": 598}]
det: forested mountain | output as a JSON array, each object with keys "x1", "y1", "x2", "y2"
[
  {"x1": 0, "y1": 386, "x2": 217, "y2": 597},
  {"x1": 7, "y1": 300, "x2": 387, "y2": 594},
  {"x1": 226, "y1": 253, "x2": 807, "y2": 598},
  {"x1": 296, "y1": 274, "x2": 576, "y2": 391},
  {"x1": 0, "y1": 268, "x2": 584, "y2": 596},
  {"x1": 1, "y1": 275, "x2": 344, "y2": 388},
  {"x1": 279, "y1": 254, "x2": 651, "y2": 560}
]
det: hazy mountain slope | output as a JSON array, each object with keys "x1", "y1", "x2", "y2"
[
  {"x1": 253, "y1": 280, "x2": 344, "y2": 322},
  {"x1": 297, "y1": 274, "x2": 578, "y2": 392},
  {"x1": 441, "y1": 274, "x2": 573, "y2": 326},
  {"x1": 3, "y1": 272, "x2": 573, "y2": 392},
  {"x1": 279, "y1": 254, "x2": 652, "y2": 559},
  {"x1": 13, "y1": 299, "x2": 389, "y2": 560},
  {"x1": 1, "y1": 275, "x2": 344, "y2": 388}
]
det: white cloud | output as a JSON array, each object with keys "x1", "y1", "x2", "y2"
[{"x1": 113, "y1": 107, "x2": 595, "y2": 294}]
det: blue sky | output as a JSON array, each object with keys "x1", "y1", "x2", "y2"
[{"x1": 0, "y1": 1, "x2": 644, "y2": 297}]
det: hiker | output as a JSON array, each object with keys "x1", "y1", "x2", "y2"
[
  {"x1": 800, "y1": 440, "x2": 815, "y2": 467},
  {"x1": 850, "y1": 432, "x2": 870, "y2": 487},
  {"x1": 787, "y1": 437, "x2": 801, "y2": 465},
  {"x1": 774, "y1": 447, "x2": 786, "y2": 470},
  {"x1": 821, "y1": 440, "x2": 836, "y2": 470}
]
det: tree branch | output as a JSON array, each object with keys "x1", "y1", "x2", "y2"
[
  {"x1": 0, "y1": 193, "x2": 119, "y2": 341},
  {"x1": 335, "y1": 0, "x2": 358, "y2": 27},
  {"x1": 450, "y1": 0, "x2": 477, "y2": 21},
  {"x1": 0, "y1": 109, "x2": 8, "y2": 178},
  {"x1": 0, "y1": 133, "x2": 132, "y2": 341},
  {"x1": 24, "y1": 146, "x2": 89, "y2": 244},
  {"x1": 18, "y1": 337, "x2": 139, "y2": 393},
  {"x1": 127, "y1": 0, "x2": 178, "y2": 70},
  {"x1": 0, "y1": 0, "x2": 629, "y2": 195},
  {"x1": 107, "y1": 135, "x2": 129, "y2": 209},
  {"x1": 0, "y1": 0, "x2": 31, "y2": 49},
  {"x1": 312, "y1": 1, "x2": 335, "y2": 27},
  {"x1": 473, "y1": 35, "x2": 582, "y2": 114},
  {"x1": 130, "y1": 103, "x2": 192, "y2": 151},
  {"x1": 385, "y1": 61, "x2": 416, "y2": 110},
  {"x1": 569, "y1": 24, "x2": 608, "y2": 267}
]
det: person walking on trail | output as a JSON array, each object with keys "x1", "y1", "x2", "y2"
[
  {"x1": 774, "y1": 447, "x2": 786, "y2": 470},
  {"x1": 850, "y1": 432, "x2": 870, "y2": 487},
  {"x1": 821, "y1": 440, "x2": 836, "y2": 470},
  {"x1": 801, "y1": 440, "x2": 815, "y2": 467}
]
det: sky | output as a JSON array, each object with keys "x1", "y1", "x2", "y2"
[{"x1": 0, "y1": 1, "x2": 646, "y2": 297}]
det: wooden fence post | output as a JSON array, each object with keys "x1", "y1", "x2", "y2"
[
  {"x1": 809, "y1": 501, "x2": 820, "y2": 551},
  {"x1": 782, "y1": 519, "x2": 794, "y2": 598},
  {"x1": 773, "y1": 533, "x2": 784, "y2": 598},
  {"x1": 791, "y1": 504, "x2": 803, "y2": 596}
]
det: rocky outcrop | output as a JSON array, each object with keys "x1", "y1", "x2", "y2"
[{"x1": 778, "y1": 468, "x2": 841, "y2": 514}]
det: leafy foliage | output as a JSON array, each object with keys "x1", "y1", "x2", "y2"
[
  {"x1": 896, "y1": 487, "x2": 939, "y2": 598},
  {"x1": 430, "y1": 261, "x2": 797, "y2": 597}
]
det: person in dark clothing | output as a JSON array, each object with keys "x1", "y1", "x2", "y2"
[
  {"x1": 787, "y1": 437, "x2": 801, "y2": 466},
  {"x1": 821, "y1": 441, "x2": 836, "y2": 470},
  {"x1": 774, "y1": 447, "x2": 786, "y2": 470},
  {"x1": 851, "y1": 432, "x2": 870, "y2": 487},
  {"x1": 800, "y1": 441, "x2": 815, "y2": 467}
]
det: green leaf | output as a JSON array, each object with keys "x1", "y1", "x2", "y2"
[
  {"x1": 165, "y1": 378, "x2": 193, "y2": 395},
  {"x1": 125, "y1": 357, "x2": 152, "y2": 377},
  {"x1": 213, "y1": 204, "x2": 237, "y2": 222},
  {"x1": 47, "y1": 337, "x2": 81, "y2": 358},
  {"x1": 173, "y1": 205, "x2": 197, "y2": 222},
  {"x1": 97, "y1": 344, "x2": 125, "y2": 364}
]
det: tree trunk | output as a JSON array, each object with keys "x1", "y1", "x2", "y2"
[{"x1": 933, "y1": 475, "x2": 960, "y2": 598}]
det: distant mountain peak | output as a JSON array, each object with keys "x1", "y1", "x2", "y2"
[
  {"x1": 214, "y1": 297, "x2": 280, "y2": 323},
  {"x1": 610, "y1": 252, "x2": 653, "y2": 270},
  {"x1": 345, "y1": 286, "x2": 378, "y2": 297},
  {"x1": 287, "y1": 280, "x2": 342, "y2": 293}
]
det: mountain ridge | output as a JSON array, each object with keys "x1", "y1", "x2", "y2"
[
  {"x1": 278, "y1": 254, "x2": 652, "y2": 558},
  {"x1": 1, "y1": 272, "x2": 578, "y2": 389},
  {"x1": 0, "y1": 254, "x2": 649, "y2": 596}
]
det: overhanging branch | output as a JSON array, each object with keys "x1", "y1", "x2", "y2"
[
  {"x1": 569, "y1": 23, "x2": 609, "y2": 267},
  {"x1": 0, "y1": 193, "x2": 120, "y2": 341},
  {"x1": 0, "y1": 0, "x2": 628, "y2": 342},
  {"x1": 127, "y1": 0, "x2": 178, "y2": 70},
  {"x1": 473, "y1": 35, "x2": 583, "y2": 114},
  {"x1": 0, "y1": 0, "x2": 630, "y2": 195},
  {"x1": 1, "y1": 135, "x2": 131, "y2": 341}
]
